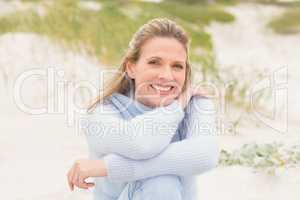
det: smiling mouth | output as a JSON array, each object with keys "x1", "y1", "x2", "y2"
[{"x1": 150, "y1": 84, "x2": 175, "y2": 95}]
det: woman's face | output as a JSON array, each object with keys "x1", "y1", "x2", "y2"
[{"x1": 126, "y1": 37, "x2": 187, "y2": 108}]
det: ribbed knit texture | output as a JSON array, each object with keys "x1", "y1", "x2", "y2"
[{"x1": 81, "y1": 92, "x2": 219, "y2": 200}]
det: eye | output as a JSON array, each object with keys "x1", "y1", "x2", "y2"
[
  {"x1": 148, "y1": 60, "x2": 159, "y2": 65},
  {"x1": 173, "y1": 64, "x2": 184, "y2": 69}
]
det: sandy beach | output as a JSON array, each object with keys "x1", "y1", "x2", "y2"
[
  {"x1": 0, "y1": 1, "x2": 299, "y2": 200},
  {"x1": 198, "y1": 3, "x2": 300, "y2": 200},
  {"x1": 0, "y1": 32, "x2": 101, "y2": 199}
]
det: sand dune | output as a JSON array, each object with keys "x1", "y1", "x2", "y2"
[
  {"x1": 0, "y1": 2, "x2": 299, "y2": 200},
  {"x1": 198, "y1": 4, "x2": 300, "y2": 200}
]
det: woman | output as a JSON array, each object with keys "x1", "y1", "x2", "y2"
[{"x1": 67, "y1": 18, "x2": 219, "y2": 200}]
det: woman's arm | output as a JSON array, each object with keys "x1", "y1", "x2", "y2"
[
  {"x1": 81, "y1": 100, "x2": 184, "y2": 160},
  {"x1": 102, "y1": 97, "x2": 219, "y2": 182}
]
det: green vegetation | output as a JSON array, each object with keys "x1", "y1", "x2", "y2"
[
  {"x1": 165, "y1": 0, "x2": 237, "y2": 5},
  {"x1": 269, "y1": 6, "x2": 300, "y2": 34},
  {"x1": 0, "y1": 0, "x2": 234, "y2": 71},
  {"x1": 4, "y1": 0, "x2": 266, "y2": 114},
  {"x1": 219, "y1": 143, "x2": 300, "y2": 174}
]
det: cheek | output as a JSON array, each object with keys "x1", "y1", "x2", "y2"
[
  {"x1": 175, "y1": 72, "x2": 186, "y2": 90},
  {"x1": 134, "y1": 71, "x2": 156, "y2": 92}
]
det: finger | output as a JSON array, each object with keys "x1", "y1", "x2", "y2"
[
  {"x1": 67, "y1": 169, "x2": 73, "y2": 191},
  {"x1": 196, "y1": 88, "x2": 208, "y2": 96},
  {"x1": 71, "y1": 168, "x2": 76, "y2": 191},
  {"x1": 71, "y1": 166, "x2": 78, "y2": 190},
  {"x1": 79, "y1": 175, "x2": 95, "y2": 189},
  {"x1": 192, "y1": 85, "x2": 207, "y2": 96},
  {"x1": 77, "y1": 174, "x2": 90, "y2": 189},
  {"x1": 68, "y1": 167, "x2": 75, "y2": 191},
  {"x1": 72, "y1": 170, "x2": 80, "y2": 189},
  {"x1": 191, "y1": 85, "x2": 199, "y2": 95},
  {"x1": 86, "y1": 182, "x2": 95, "y2": 188}
]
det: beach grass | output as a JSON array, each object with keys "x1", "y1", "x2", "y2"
[
  {"x1": 268, "y1": 6, "x2": 300, "y2": 34},
  {"x1": 0, "y1": 0, "x2": 234, "y2": 72}
]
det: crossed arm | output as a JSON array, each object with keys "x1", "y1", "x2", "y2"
[
  {"x1": 82, "y1": 100, "x2": 185, "y2": 160},
  {"x1": 83, "y1": 97, "x2": 219, "y2": 183}
]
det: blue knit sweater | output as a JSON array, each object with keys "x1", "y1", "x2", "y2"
[{"x1": 81, "y1": 92, "x2": 219, "y2": 200}]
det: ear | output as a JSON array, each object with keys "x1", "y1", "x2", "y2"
[{"x1": 125, "y1": 60, "x2": 136, "y2": 79}]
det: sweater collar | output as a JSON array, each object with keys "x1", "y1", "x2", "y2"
[{"x1": 109, "y1": 88, "x2": 154, "y2": 119}]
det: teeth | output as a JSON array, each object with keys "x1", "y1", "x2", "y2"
[{"x1": 151, "y1": 84, "x2": 172, "y2": 92}]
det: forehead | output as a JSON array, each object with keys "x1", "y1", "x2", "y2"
[{"x1": 139, "y1": 37, "x2": 187, "y2": 63}]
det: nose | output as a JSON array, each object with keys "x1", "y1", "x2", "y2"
[{"x1": 157, "y1": 65, "x2": 173, "y2": 81}]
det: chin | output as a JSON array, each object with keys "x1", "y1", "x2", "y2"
[{"x1": 149, "y1": 96, "x2": 176, "y2": 108}]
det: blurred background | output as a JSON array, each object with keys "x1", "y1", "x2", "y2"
[{"x1": 0, "y1": 0, "x2": 299, "y2": 199}]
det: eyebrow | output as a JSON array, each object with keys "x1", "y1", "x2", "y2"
[{"x1": 146, "y1": 56, "x2": 185, "y2": 64}]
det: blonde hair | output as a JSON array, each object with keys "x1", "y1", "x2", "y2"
[{"x1": 88, "y1": 18, "x2": 192, "y2": 111}]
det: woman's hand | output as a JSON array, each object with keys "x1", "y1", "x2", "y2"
[
  {"x1": 67, "y1": 159, "x2": 107, "y2": 191},
  {"x1": 176, "y1": 84, "x2": 207, "y2": 109}
]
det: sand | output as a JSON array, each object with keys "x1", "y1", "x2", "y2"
[
  {"x1": 0, "y1": 1, "x2": 299, "y2": 200},
  {"x1": 197, "y1": 3, "x2": 300, "y2": 200},
  {"x1": 0, "y1": 32, "x2": 102, "y2": 199}
]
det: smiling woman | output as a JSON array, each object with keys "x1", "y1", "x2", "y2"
[
  {"x1": 67, "y1": 18, "x2": 219, "y2": 200},
  {"x1": 125, "y1": 36, "x2": 187, "y2": 107},
  {"x1": 87, "y1": 17, "x2": 193, "y2": 110}
]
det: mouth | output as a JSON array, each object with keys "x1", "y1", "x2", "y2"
[{"x1": 150, "y1": 84, "x2": 175, "y2": 95}]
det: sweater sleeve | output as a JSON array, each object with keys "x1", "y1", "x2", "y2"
[
  {"x1": 81, "y1": 100, "x2": 184, "y2": 160},
  {"x1": 102, "y1": 97, "x2": 219, "y2": 182}
]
